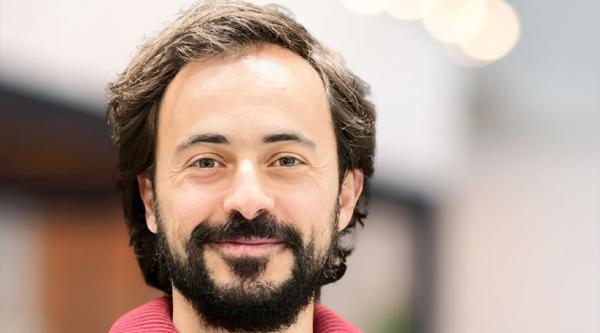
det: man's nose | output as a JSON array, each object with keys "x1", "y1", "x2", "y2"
[{"x1": 223, "y1": 159, "x2": 275, "y2": 220}]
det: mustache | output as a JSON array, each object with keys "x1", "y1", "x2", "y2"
[{"x1": 187, "y1": 211, "x2": 303, "y2": 252}]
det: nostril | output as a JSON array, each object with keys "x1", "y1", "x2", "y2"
[
  {"x1": 254, "y1": 209, "x2": 269, "y2": 218},
  {"x1": 227, "y1": 209, "x2": 269, "y2": 223},
  {"x1": 223, "y1": 196, "x2": 274, "y2": 221}
]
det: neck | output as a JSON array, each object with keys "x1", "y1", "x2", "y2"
[{"x1": 172, "y1": 288, "x2": 315, "y2": 333}]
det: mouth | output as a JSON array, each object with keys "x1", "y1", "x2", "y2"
[{"x1": 211, "y1": 238, "x2": 285, "y2": 257}]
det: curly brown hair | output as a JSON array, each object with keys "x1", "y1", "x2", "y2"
[{"x1": 106, "y1": 0, "x2": 375, "y2": 294}]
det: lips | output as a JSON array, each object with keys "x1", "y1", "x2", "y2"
[
  {"x1": 216, "y1": 238, "x2": 283, "y2": 245},
  {"x1": 212, "y1": 238, "x2": 285, "y2": 256}
]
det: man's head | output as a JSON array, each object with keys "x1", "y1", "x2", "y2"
[{"x1": 107, "y1": 1, "x2": 375, "y2": 332}]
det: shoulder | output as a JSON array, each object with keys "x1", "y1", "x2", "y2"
[
  {"x1": 109, "y1": 296, "x2": 177, "y2": 333},
  {"x1": 314, "y1": 303, "x2": 363, "y2": 333}
]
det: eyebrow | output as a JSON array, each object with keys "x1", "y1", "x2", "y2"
[
  {"x1": 176, "y1": 133, "x2": 229, "y2": 152},
  {"x1": 176, "y1": 132, "x2": 316, "y2": 153},
  {"x1": 262, "y1": 133, "x2": 316, "y2": 150}
]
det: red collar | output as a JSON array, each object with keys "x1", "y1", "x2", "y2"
[{"x1": 110, "y1": 296, "x2": 362, "y2": 332}]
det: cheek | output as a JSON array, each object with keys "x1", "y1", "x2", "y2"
[
  {"x1": 162, "y1": 180, "x2": 223, "y2": 237},
  {"x1": 273, "y1": 177, "x2": 338, "y2": 243}
]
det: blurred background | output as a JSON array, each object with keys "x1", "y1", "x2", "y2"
[{"x1": 1, "y1": 0, "x2": 598, "y2": 332}]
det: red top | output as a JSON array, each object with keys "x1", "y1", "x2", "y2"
[{"x1": 109, "y1": 297, "x2": 362, "y2": 333}]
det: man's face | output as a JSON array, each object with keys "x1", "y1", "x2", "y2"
[{"x1": 138, "y1": 43, "x2": 363, "y2": 331}]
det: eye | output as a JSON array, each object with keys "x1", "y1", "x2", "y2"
[
  {"x1": 192, "y1": 158, "x2": 224, "y2": 169},
  {"x1": 273, "y1": 156, "x2": 304, "y2": 167}
]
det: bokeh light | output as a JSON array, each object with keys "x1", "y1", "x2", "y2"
[
  {"x1": 458, "y1": 0, "x2": 521, "y2": 61},
  {"x1": 422, "y1": 0, "x2": 489, "y2": 43},
  {"x1": 386, "y1": 0, "x2": 440, "y2": 21},
  {"x1": 341, "y1": 0, "x2": 522, "y2": 65}
]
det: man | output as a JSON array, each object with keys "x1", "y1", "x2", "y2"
[{"x1": 107, "y1": 1, "x2": 375, "y2": 332}]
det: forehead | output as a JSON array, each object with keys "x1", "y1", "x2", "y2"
[{"x1": 157, "y1": 44, "x2": 332, "y2": 149}]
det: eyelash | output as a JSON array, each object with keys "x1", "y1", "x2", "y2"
[
  {"x1": 190, "y1": 156, "x2": 304, "y2": 169},
  {"x1": 191, "y1": 158, "x2": 224, "y2": 169},
  {"x1": 271, "y1": 156, "x2": 304, "y2": 167}
]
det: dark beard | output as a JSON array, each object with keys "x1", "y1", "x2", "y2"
[{"x1": 156, "y1": 209, "x2": 339, "y2": 333}]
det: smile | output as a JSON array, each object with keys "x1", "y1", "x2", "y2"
[{"x1": 211, "y1": 238, "x2": 285, "y2": 257}]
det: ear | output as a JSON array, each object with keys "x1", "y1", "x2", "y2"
[
  {"x1": 337, "y1": 169, "x2": 364, "y2": 232},
  {"x1": 137, "y1": 174, "x2": 158, "y2": 234}
]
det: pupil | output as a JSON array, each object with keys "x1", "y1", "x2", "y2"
[
  {"x1": 282, "y1": 157, "x2": 294, "y2": 166},
  {"x1": 201, "y1": 159, "x2": 214, "y2": 168}
]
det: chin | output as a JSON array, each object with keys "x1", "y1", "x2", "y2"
[{"x1": 213, "y1": 251, "x2": 296, "y2": 287}]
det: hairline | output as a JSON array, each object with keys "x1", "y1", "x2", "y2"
[{"x1": 147, "y1": 41, "x2": 340, "y2": 180}]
